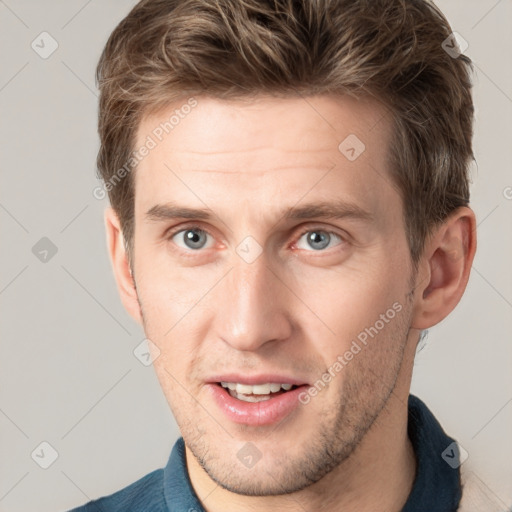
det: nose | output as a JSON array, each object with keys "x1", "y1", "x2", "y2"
[{"x1": 214, "y1": 252, "x2": 293, "y2": 352}]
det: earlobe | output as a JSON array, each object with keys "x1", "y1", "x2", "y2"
[
  {"x1": 411, "y1": 207, "x2": 477, "y2": 330},
  {"x1": 104, "y1": 207, "x2": 143, "y2": 325}
]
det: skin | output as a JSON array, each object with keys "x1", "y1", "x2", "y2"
[{"x1": 106, "y1": 94, "x2": 476, "y2": 512}]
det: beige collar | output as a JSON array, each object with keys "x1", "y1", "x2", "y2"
[{"x1": 458, "y1": 464, "x2": 510, "y2": 511}]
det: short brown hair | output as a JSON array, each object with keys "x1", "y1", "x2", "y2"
[{"x1": 95, "y1": 0, "x2": 474, "y2": 267}]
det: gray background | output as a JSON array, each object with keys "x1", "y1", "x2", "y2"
[{"x1": 0, "y1": 1, "x2": 511, "y2": 511}]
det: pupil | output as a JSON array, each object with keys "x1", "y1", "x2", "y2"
[
  {"x1": 185, "y1": 229, "x2": 206, "y2": 249},
  {"x1": 308, "y1": 231, "x2": 329, "y2": 250}
]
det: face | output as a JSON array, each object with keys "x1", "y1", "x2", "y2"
[{"x1": 129, "y1": 94, "x2": 417, "y2": 495}]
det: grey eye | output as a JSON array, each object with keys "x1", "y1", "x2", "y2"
[
  {"x1": 172, "y1": 228, "x2": 213, "y2": 250},
  {"x1": 296, "y1": 230, "x2": 342, "y2": 251}
]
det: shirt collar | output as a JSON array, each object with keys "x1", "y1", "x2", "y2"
[
  {"x1": 401, "y1": 394, "x2": 462, "y2": 511},
  {"x1": 163, "y1": 436, "x2": 206, "y2": 512}
]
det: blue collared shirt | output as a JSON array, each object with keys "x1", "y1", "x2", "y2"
[{"x1": 69, "y1": 395, "x2": 462, "y2": 511}]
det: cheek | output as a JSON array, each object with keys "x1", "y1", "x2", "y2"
[
  {"x1": 134, "y1": 253, "x2": 219, "y2": 330},
  {"x1": 291, "y1": 254, "x2": 411, "y2": 358},
  {"x1": 150, "y1": 357, "x2": 197, "y2": 428},
  {"x1": 133, "y1": 260, "x2": 222, "y2": 381}
]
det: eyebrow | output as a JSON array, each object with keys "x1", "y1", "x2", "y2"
[{"x1": 145, "y1": 200, "x2": 374, "y2": 224}]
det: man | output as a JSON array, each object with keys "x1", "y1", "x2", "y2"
[{"x1": 70, "y1": 0, "x2": 484, "y2": 510}]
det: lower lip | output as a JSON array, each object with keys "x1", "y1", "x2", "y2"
[{"x1": 206, "y1": 383, "x2": 308, "y2": 426}]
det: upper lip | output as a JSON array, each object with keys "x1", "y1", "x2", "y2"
[{"x1": 207, "y1": 374, "x2": 310, "y2": 386}]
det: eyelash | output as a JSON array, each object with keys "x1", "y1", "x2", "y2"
[{"x1": 165, "y1": 223, "x2": 346, "y2": 254}]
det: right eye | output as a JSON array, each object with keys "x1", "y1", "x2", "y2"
[{"x1": 170, "y1": 226, "x2": 215, "y2": 251}]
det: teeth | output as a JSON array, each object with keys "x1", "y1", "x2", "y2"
[
  {"x1": 232, "y1": 393, "x2": 272, "y2": 403},
  {"x1": 236, "y1": 383, "x2": 253, "y2": 394},
  {"x1": 220, "y1": 382, "x2": 295, "y2": 395},
  {"x1": 251, "y1": 384, "x2": 271, "y2": 394}
]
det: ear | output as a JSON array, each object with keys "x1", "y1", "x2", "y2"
[
  {"x1": 411, "y1": 206, "x2": 477, "y2": 330},
  {"x1": 104, "y1": 207, "x2": 143, "y2": 325}
]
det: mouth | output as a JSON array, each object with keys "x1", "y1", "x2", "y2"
[
  {"x1": 217, "y1": 381, "x2": 300, "y2": 402},
  {"x1": 206, "y1": 378, "x2": 310, "y2": 426}
]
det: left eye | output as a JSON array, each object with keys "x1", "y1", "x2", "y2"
[
  {"x1": 295, "y1": 230, "x2": 343, "y2": 251},
  {"x1": 171, "y1": 228, "x2": 215, "y2": 250}
]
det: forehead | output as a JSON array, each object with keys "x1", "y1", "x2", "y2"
[
  {"x1": 136, "y1": 93, "x2": 390, "y2": 161},
  {"x1": 132, "y1": 94, "x2": 398, "y2": 224}
]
